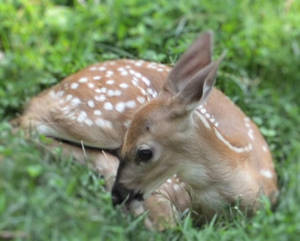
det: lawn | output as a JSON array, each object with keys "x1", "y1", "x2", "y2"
[{"x1": 0, "y1": 0, "x2": 299, "y2": 240}]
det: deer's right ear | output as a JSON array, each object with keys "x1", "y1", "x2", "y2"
[{"x1": 163, "y1": 31, "x2": 213, "y2": 95}]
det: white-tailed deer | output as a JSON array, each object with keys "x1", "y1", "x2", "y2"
[
  {"x1": 20, "y1": 31, "x2": 278, "y2": 230},
  {"x1": 111, "y1": 32, "x2": 278, "y2": 224},
  {"x1": 20, "y1": 44, "x2": 184, "y2": 229}
]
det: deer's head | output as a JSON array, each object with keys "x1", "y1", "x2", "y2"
[{"x1": 112, "y1": 32, "x2": 224, "y2": 206}]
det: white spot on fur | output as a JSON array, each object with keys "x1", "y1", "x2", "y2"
[
  {"x1": 79, "y1": 77, "x2": 88, "y2": 83},
  {"x1": 88, "y1": 83, "x2": 95, "y2": 88},
  {"x1": 95, "y1": 95, "x2": 106, "y2": 102},
  {"x1": 105, "y1": 70, "x2": 114, "y2": 77},
  {"x1": 120, "y1": 71, "x2": 128, "y2": 76},
  {"x1": 146, "y1": 88, "x2": 153, "y2": 94},
  {"x1": 84, "y1": 119, "x2": 93, "y2": 126},
  {"x1": 173, "y1": 184, "x2": 180, "y2": 191},
  {"x1": 95, "y1": 118, "x2": 112, "y2": 129},
  {"x1": 244, "y1": 144, "x2": 253, "y2": 152},
  {"x1": 68, "y1": 113, "x2": 76, "y2": 120},
  {"x1": 152, "y1": 91, "x2": 158, "y2": 98},
  {"x1": 131, "y1": 78, "x2": 138, "y2": 86},
  {"x1": 107, "y1": 90, "x2": 114, "y2": 96},
  {"x1": 66, "y1": 94, "x2": 73, "y2": 102},
  {"x1": 77, "y1": 111, "x2": 87, "y2": 123},
  {"x1": 57, "y1": 90, "x2": 64, "y2": 97},
  {"x1": 248, "y1": 129, "x2": 254, "y2": 140},
  {"x1": 194, "y1": 111, "x2": 211, "y2": 129},
  {"x1": 260, "y1": 169, "x2": 273, "y2": 179},
  {"x1": 104, "y1": 102, "x2": 113, "y2": 110},
  {"x1": 71, "y1": 98, "x2": 81, "y2": 106},
  {"x1": 99, "y1": 87, "x2": 107, "y2": 93},
  {"x1": 71, "y1": 83, "x2": 79, "y2": 89},
  {"x1": 200, "y1": 107, "x2": 206, "y2": 114},
  {"x1": 89, "y1": 66, "x2": 97, "y2": 71},
  {"x1": 244, "y1": 117, "x2": 255, "y2": 141},
  {"x1": 98, "y1": 66, "x2": 106, "y2": 71},
  {"x1": 114, "y1": 90, "x2": 122, "y2": 96},
  {"x1": 129, "y1": 69, "x2": 135, "y2": 75},
  {"x1": 124, "y1": 120, "x2": 131, "y2": 128},
  {"x1": 106, "y1": 80, "x2": 114, "y2": 85},
  {"x1": 141, "y1": 77, "x2": 151, "y2": 86},
  {"x1": 117, "y1": 67, "x2": 125, "y2": 72},
  {"x1": 135, "y1": 72, "x2": 142, "y2": 78},
  {"x1": 94, "y1": 110, "x2": 102, "y2": 116},
  {"x1": 115, "y1": 102, "x2": 125, "y2": 113},
  {"x1": 88, "y1": 100, "x2": 95, "y2": 108},
  {"x1": 134, "y1": 61, "x2": 143, "y2": 67},
  {"x1": 120, "y1": 83, "x2": 129, "y2": 89},
  {"x1": 262, "y1": 145, "x2": 268, "y2": 152},
  {"x1": 137, "y1": 96, "x2": 145, "y2": 104},
  {"x1": 93, "y1": 76, "x2": 101, "y2": 80},
  {"x1": 139, "y1": 87, "x2": 147, "y2": 96},
  {"x1": 107, "y1": 90, "x2": 121, "y2": 97},
  {"x1": 126, "y1": 100, "x2": 136, "y2": 108},
  {"x1": 49, "y1": 90, "x2": 56, "y2": 98}
]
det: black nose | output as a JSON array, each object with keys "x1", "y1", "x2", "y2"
[
  {"x1": 111, "y1": 183, "x2": 144, "y2": 207},
  {"x1": 111, "y1": 183, "x2": 130, "y2": 206}
]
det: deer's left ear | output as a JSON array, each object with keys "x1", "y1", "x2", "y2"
[
  {"x1": 178, "y1": 54, "x2": 224, "y2": 108},
  {"x1": 169, "y1": 54, "x2": 225, "y2": 115},
  {"x1": 163, "y1": 31, "x2": 213, "y2": 95}
]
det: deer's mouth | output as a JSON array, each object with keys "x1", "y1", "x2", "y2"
[{"x1": 111, "y1": 182, "x2": 144, "y2": 207}]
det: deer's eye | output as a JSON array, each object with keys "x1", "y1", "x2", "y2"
[{"x1": 136, "y1": 145, "x2": 153, "y2": 163}]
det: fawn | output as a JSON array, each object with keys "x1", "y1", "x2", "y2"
[{"x1": 20, "y1": 32, "x2": 278, "y2": 229}]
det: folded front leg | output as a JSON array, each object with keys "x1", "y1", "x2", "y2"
[
  {"x1": 129, "y1": 176, "x2": 192, "y2": 230},
  {"x1": 40, "y1": 138, "x2": 119, "y2": 191}
]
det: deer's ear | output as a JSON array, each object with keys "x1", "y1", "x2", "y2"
[
  {"x1": 175, "y1": 54, "x2": 224, "y2": 112},
  {"x1": 167, "y1": 54, "x2": 225, "y2": 117},
  {"x1": 164, "y1": 31, "x2": 213, "y2": 95}
]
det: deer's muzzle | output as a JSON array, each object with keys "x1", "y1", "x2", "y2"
[{"x1": 112, "y1": 182, "x2": 144, "y2": 207}]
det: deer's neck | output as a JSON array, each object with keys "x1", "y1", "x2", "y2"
[
  {"x1": 176, "y1": 124, "x2": 221, "y2": 188},
  {"x1": 175, "y1": 121, "x2": 260, "y2": 213}
]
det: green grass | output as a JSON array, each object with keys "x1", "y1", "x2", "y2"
[{"x1": 0, "y1": 0, "x2": 299, "y2": 240}]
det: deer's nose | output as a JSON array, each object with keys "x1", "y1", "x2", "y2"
[{"x1": 112, "y1": 183, "x2": 143, "y2": 207}]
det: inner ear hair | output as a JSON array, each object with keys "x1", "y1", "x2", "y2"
[
  {"x1": 176, "y1": 52, "x2": 226, "y2": 111},
  {"x1": 164, "y1": 31, "x2": 213, "y2": 95}
]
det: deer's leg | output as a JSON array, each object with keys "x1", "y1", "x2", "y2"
[
  {"x1": 45, "y1": 139, "x2": 119, "y2": 191},
  {"x1": 129, "y1": 177, "x2": 192, "y2": 230}
]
